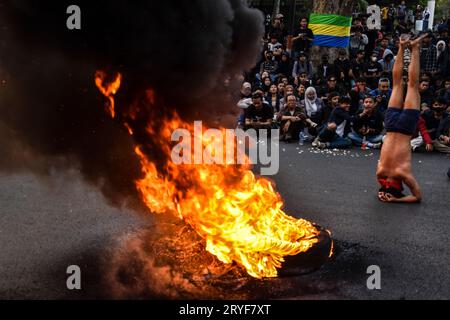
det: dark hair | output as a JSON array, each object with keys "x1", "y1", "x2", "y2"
[
  {"x1": 434, "y1": 97, "x2": 447, "y2": 106},
  {"x1": 356, "y1": 49, "x2": 365, "y2": 55},
  {"x1": 339, "y1": 96, "x2": 351, "y2": 104},
  {"x1": 327, "y1": 75, "x2": 337, "y2": 81},
  {"x1": 252, "y1": 92, "x2": 263, "y2": 100},
  {"x1": 363, "y1": 95, "x2": 375, "y2": 101},
  {"x1": 286, "y1": 94, "x2": 297, "y2": 101},
  {"x1": 328, "y1": 92, "x2": 340, "y2": 99},
  {"x1": 356, "y1": 77, "x2": 367, "y2": 83}
]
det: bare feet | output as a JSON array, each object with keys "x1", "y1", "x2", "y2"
[{"x1": 410, "y1": 33, "x2": 428, "y2": 49}]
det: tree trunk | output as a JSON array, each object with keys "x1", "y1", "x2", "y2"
[{"x1": 310, "y1": 0, "x2": 357, "y2": 70}]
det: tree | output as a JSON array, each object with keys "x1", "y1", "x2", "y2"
[{"x1": 310, "y1": 0, "x2": 358, "y2": 69}]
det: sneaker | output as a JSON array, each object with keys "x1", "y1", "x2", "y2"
[
  {"x1": 312, "y1": 138, "x2": 320, "y2": 147},
  {"x1": 317, "y1": 142, "x2": 327, "y2": 149}
]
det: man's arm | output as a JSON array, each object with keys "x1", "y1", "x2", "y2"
[{"x1": 387, "y1": 175, "x2": 422, "y2": 203}]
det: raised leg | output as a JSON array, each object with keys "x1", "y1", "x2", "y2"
[
  {"x1": 388, "y1": 36, "x2": 408, "y2": 110},
  {"x1": 404, "y1": 34, "x2": 427, "y2": 111}
]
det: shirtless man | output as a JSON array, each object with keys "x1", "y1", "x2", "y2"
[{"x1": 376, "y1": 34, "x2": 427, "y2": 203}]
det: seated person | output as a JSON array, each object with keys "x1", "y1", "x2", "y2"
[
  {"x1": 433, "y1": 104, "x2": 450, "y2": 153},
  {"x1": 244, "y1": 92, "x2": 274, "y2": 130},
  {"x1": 299, "y1": 86, "x2": 326, "y2": 137},
  {"x1": 312, "y1": 96, "x2": 355, "y2": 149},
  {"x1": 370, "y1": 78, "x2": 392, "y2": 114},
  {"x1": 279, "y1": 94, "x2": 306, "y2": 142},
  {"x1": 348, "y1": 96, "x2": 384, "y2": 149}
]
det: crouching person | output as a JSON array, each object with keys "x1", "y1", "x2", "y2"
[
  {"x1": 244, "y1": 93, "x2": 274, "y2": 131},
  {"x1": 280, "y1": 94, "x2": 306, "y2": 142},
  {"x1": 312, "y1": 96, "x2": 354, "y2": 149}
]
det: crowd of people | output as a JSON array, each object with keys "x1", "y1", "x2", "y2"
[{"x1": 237, "y1": 4, "x2": 450, "y2": 155}]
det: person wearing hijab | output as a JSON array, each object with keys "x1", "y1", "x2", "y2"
[{"x1": 300, "y1": 86, "x2": 326, "y2": 136}]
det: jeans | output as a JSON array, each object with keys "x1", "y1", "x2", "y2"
[
  {"x1": 318, "y1": 127, "x2": 352, "y2": 149},
  {"x1": 347, "y1": 132, "x2": 383, "y2": 146}
]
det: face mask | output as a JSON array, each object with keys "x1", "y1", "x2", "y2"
[{"x1": 371, "y1": 57, "x2": 377, "y2": 62}]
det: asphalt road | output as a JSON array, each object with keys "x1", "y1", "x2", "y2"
[{"x1": 0, "y1": 145, "x2": 449, "y2": 299}]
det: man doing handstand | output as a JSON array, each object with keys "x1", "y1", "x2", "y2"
[{"x1": 376, "y1": 34, "x2": 427, "y2": 203}]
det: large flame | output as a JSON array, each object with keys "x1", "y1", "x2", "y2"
[{"x1": 95, "y1": 71, "x2": 324, "y2": 278}]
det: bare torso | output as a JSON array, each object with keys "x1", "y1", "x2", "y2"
[{"x1": 377, "y1": 132, "x2": 412, "y2": 179}]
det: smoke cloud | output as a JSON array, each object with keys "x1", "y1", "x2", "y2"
[{"x1": 0, "y1": 0, "x2": 264, "y2": 209}]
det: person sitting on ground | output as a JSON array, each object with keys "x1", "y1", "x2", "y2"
[
  {"x1": 312, "y1": 96, "x2": 355, "y2": 149},
  {"x1": 376, "y1": 34, "x2": 427, "y2": 203},
  {"x1": 378, "y1": 48, "x2": 395, "y2": 77},
  {"x1": 292, "y1": 52, "x2": 313, "y2": 80},
  {"x1": 410, "y1": 116, "x2": 434, "y2": 153},
  {"x1": 434, "y1": 105, "x2": 450, "y2": 153},
  {"x1": 279, "y1": 94, "x2": 306, "y2": 142},
  {"x1": 349, "y1": 77, "x2": 372, "y2": 115},
  {"x1": 279, "y1": 85, "x2": 296, "y2": 110},
  {"x1": 418, "y1": 79, "x2": 433, "y2": 108},
  {"x1": 421, "y1": 97, "x2": 448, "y2": 143},
  {"x1": 370, "y1": 78, "x2": 392, "y2": 114},
  {"x1": 318, "y1": 75, "x2": 342, "y2": 101},
  {"x1": 265, "y1": 84, "x2": 282, "y2": 114},
  {"x1": 300, "y1": 87, "x2": 326, "y2": 137},
  {"x1": 244, "y1": 92, "x2": 274, "y2": 130},
  {"x1": 296, "y1": 83, "x2": 307, "y2": 101},
  {"x1": 348, "y1": 96, "x2": 384, "y2": 149},
  {"x1": 258, "y1": 50, "x2": 278, "y2": 82},
  {"x1": 237, "y1": 88, "x2": 270, "y2": 129},
  {"x1": 323, "y1": 92, "x2": 340, "y2": 122}
]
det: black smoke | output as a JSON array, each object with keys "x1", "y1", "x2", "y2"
[{"x1": 0, "y1": 0, "x2": 264, "y2": 209}]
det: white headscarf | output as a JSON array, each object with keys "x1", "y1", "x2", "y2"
[
  {"x1": 437, "y1": 40, "x2": 446, "y2": 59},
  {"x1": 304, "y1": 87, "x2": 318, "y2": 117}
]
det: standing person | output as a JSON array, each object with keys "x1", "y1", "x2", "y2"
[
  {"x1": 334, "y1": 49, "x2": 352, "y2": 89},
  {"x1": 420, "y1": 33, "x2": 438, "y2": 75},
  {"x1": 349, "y1": 26, "x2": 369, "y2": 58},
  {"x1": 397, "y1": 1, "x2": 407, "y2": 23},
  {"x1": 314, "y1": 54, "x2": 335, "y2": 87},
  {"x1": 376, "y1": 34, "x2": 428, "y2": 203},
  {"x1": 349, "y1": 50, "x2": 367, "y2": 87},
  {"x1": 291, "y1": 17, "x2": 314, "y2": 59},
  {"x1": 364, "y1": 52, "x2": 383, "y2": 89}
]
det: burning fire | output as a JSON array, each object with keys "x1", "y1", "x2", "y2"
[
  {"x1": 94, "y1": 71, "x2": 122, "y2": 118},
  {"x1": 95, "y1": 71, "x2": 327, "y2": 279}
]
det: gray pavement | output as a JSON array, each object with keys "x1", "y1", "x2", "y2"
[{"x1": 0, "y1": 145, "x2": 449, "y2": 299}]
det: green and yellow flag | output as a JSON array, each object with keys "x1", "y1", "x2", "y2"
[{"x1": 309, "y1": 13, "x2": 352, "y2": 48}]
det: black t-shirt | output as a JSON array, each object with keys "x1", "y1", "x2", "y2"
[
  {"x1": 422, "y1": 110, "x2": 443, "y2": 139},
  {"x1": 245, "y1": 104, "x2": 274, "y2": 122},
  {"x1": 292, "y1": 28, "x2": 314, "y2": 52},
  {"x1": 364, "y1": 62, "x2": 383, "y2": 87},
  {"x1": 350, "y1": 59, "x2": 366, "y2": 79}
]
